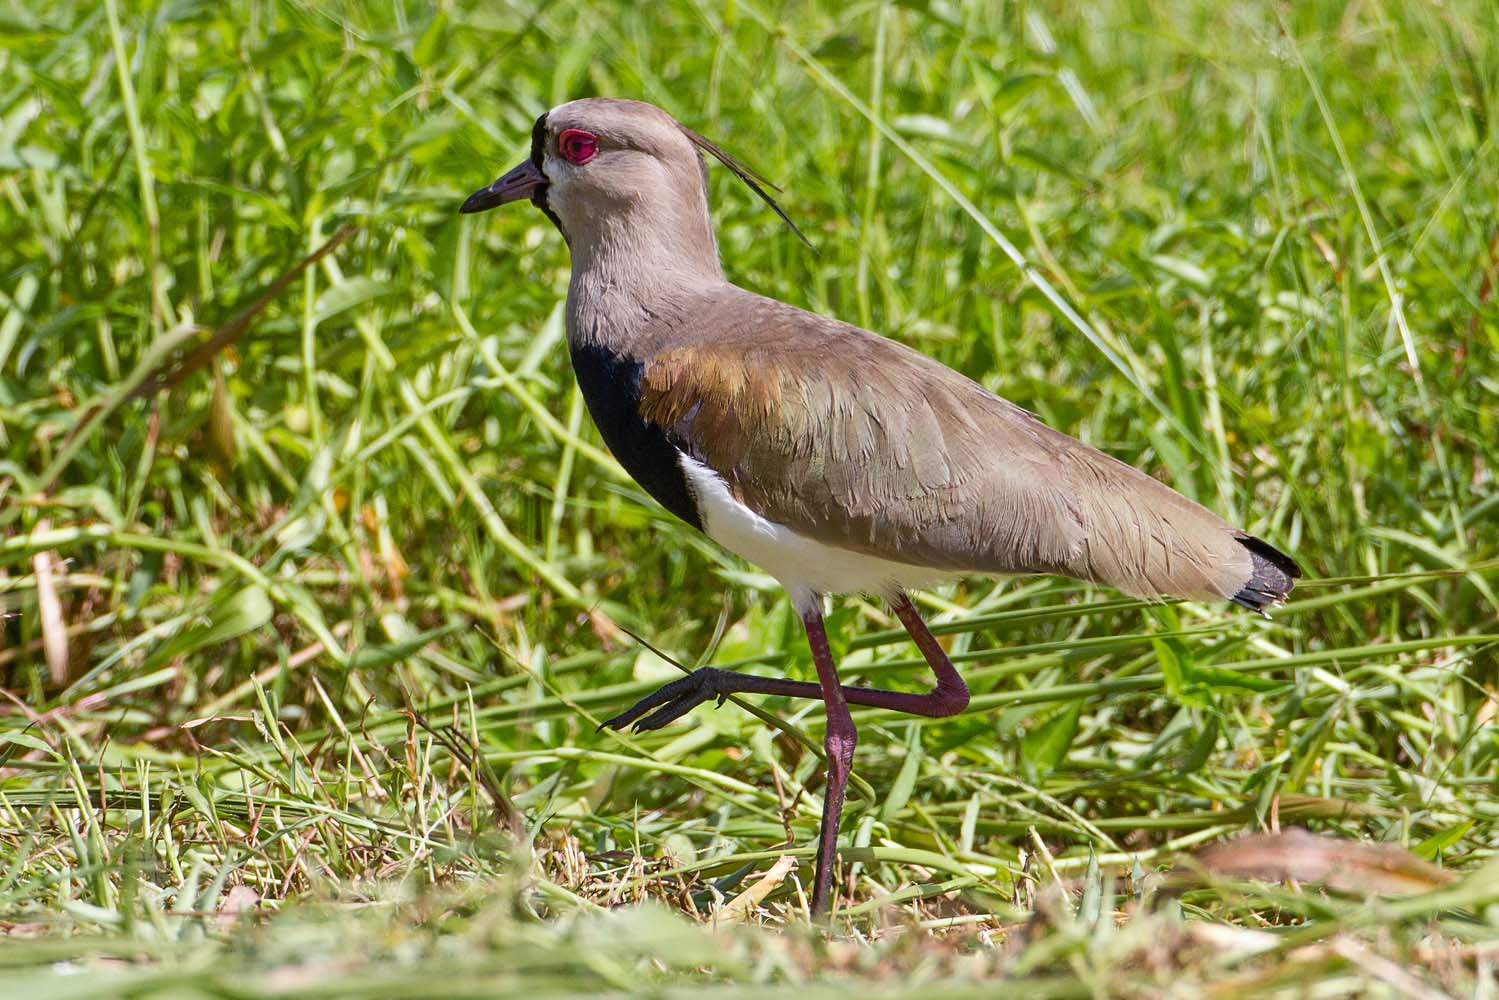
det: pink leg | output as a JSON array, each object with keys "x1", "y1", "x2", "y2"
[
  {"x1": 600, "y1": 592, "x2": 970, "y2": 915},
  {"x1": 601, "y1": 593, "x2": 969, "y2": 731},
  {"x1": 803, "y1": 608, "x2": 854, "y2": 915}
]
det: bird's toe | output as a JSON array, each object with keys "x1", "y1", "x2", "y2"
[
  {"x1": 630, "y1": 687, "x2": 715, "y2": 732},
  {"x1": 599, "y1": 670, "x2": 718, "y2": 733}
]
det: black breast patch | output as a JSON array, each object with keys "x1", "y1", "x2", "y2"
[{"x1": 570, "y1": 341, "x2": 703, "y2": 531}]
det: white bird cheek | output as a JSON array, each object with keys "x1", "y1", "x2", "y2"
[{"x1": 545, "y1": 168, "x2": 580, "y2": 217}]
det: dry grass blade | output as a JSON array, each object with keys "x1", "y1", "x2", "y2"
[
  {"x1": 29, "y1": 519, "x2": 68, "y2": 687},
  {"x1": 717, "y1": 855, "x2": 798, "y2": 921}
]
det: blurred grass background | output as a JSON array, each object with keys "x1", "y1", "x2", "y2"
[{"x1": 2, "y1": 0, "x2": 1498, "y2": 995}]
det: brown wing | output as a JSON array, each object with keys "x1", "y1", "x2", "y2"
[{"x1": 640, "y1": 293, "x2": 1262, "y2": 602}]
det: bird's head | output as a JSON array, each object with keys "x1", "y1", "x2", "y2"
[{"x1": 460, "y1": 98, "x2": 806, "y2": 266}]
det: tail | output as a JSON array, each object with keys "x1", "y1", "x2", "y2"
[{"x1": 1229, "y1": 535, "x2": 1302, "y2": 615}]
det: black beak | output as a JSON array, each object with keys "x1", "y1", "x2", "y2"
[{"x1": 460, "y1": 159, "x2": 547, "y2": 214}]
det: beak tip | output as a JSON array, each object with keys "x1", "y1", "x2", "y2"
[{"x1": 459, "y1": 160, "x2": 548, "y2": 216}]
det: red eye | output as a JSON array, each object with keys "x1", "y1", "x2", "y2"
[{"x1": 558, "y1": 128, "x2": 598, "y2": 165}]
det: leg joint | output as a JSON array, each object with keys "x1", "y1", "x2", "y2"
[
  {"x1": 825, "y1": 726, "x2": 858, "y2": 762},
  {"x1": 932, "y1": 677, "x2": 970, "y2": 716}
]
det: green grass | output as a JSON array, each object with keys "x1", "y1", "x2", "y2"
[{"x1": 3, "y1": 0, "x2": 1499, "y2": 995}]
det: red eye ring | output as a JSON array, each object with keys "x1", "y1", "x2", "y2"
[{"x1": 558, "y1": 128, "x2": 598, "y2": 165}]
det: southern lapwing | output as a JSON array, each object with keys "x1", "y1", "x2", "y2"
[{"x1": 461, "y1": 98, "x2": 1301, "y2": 916}]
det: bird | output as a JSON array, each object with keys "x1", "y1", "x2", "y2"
[{"x1": 460, "y1": 97, "x2": 1301, "y2": 916}]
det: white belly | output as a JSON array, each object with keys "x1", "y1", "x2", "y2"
[{"x1": 678, "y1": 455, "x2": 952, "y2": 613}]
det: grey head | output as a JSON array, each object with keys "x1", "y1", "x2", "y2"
[{"x1": 460, "y1": 98, "x2": 805, "y2": 282}]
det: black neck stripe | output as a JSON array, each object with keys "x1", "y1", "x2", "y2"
[{"x1": 569, "y1": 341, "x2": 702, "y2": 531}]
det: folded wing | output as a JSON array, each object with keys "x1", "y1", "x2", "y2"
[{"x1": 640, "y1": 293, "x2": 1291, "y2": 604}]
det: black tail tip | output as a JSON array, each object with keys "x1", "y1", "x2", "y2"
[{"x1": 1230, "y1": 535, "x2": 1302, "y2": 616}]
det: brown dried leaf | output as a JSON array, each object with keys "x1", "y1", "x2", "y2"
[
  {"x1": 214, "y1": 884, "x2": 262, "y2": 930},
  {"x1": 1189, "y1": 827, "x2": 1455, "y2": 896}
]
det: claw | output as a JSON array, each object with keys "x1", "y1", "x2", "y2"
[
  {"x1": 633, "y1": 694, "x2": 708, "y2": 732},
  {"x1": 599, "y1": 669, "x2": 724, "y2": 733}
]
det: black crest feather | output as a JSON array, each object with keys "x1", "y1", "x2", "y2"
[{"x1": 680, "y1": 126, "x2": 812, "y2": 249}]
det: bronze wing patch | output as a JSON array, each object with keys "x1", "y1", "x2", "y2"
[{"x1": 636, "y1": 340, "x2": 1006, "y2": 561}]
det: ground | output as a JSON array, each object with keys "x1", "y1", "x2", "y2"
[{"x1": 2, "y1": 0, "x2": 1498, "y2": 996}]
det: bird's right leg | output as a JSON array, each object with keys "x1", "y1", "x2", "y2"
[
  {"x1": 803, "y1": 606, "x2": 855, "y2": 915},
  {"x1": 599, "y1": 591, "x2": 969, "y2": 732}
]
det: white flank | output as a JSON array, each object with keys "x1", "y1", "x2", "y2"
[{"x1": 678, "y1": 455, "x2": 951, "y2": 613}]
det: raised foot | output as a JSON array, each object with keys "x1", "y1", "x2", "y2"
[{"x1": 599, "y1": 668, "x2": 733, "y2": 733}]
